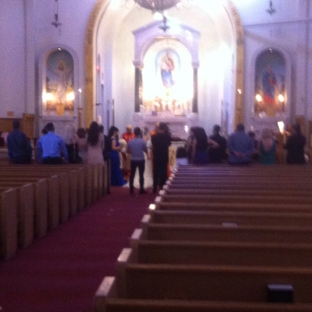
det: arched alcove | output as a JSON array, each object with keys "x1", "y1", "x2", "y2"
[
  {"x1": 85, "y1": 0, "x2": 244, "y2": 134},
  {"x1": 38, "y1": 45, "x2": 79, "y2": 136},
  {"x1": 249, "y1": 46, "x2": 291, "y2": 134},
  {"x1": 255, "y1": 50, "x2": 286, "y2": 118}
]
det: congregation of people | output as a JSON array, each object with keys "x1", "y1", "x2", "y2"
[
  {"x1": 185, "y1": 122, "x2": 308, "y2": 166},
  {"x1": 5, "y1": 118, "x2": 310, "y2": 194}
]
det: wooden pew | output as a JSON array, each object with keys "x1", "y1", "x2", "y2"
[
  {"x1": 0, "y1": 179, "x2": 48, "y2": 239},
  {"x1": 162, "y1": 186, "x2": 312, "y2": 197},
  {"x1": 0, "y1": 183, "x2": 34, "y2": 249},
  {"x1": 94, "y1": 276, "x2": 312, "y2": 312},
  {"x1": 94, "y1": 164, "x2": 312, "y2": 311},
  {"x1": 143, "y1": 210, "x2": 312, "y2": 227},
  {"x1": 153, "y1": 199, "x2": 312, "y2": 214},
  {"x1": 0, "y1": 188, "x2": 18, "y2": 260},
  {"x1": 113, "y1": 248, "x2": 312, "y2": 302},
  {"x1": 135, "y1": 223, "x2": 312, "y2": 244},
  {"x1": 157, "y1": 194, "x2": 312, "y2": 206},
  {"x1": 130, "y1": 239, "x2": 312, "y2": 267},
  {"x1": 0, "y1": 170, "x2": 70, "y2": 222},
  {"x1": 0, "y1": 176, "x2": 59, "y2": 230},
  {"x1": 117, "y1": 262, "x2": 312, "y2": 302},
  {"x1": 165, "y1": 181, "x2": 312, "y2": 191}
]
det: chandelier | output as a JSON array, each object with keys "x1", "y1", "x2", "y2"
[{"x1": 134, "y1": 0, "x2": 181, "y2": 12}]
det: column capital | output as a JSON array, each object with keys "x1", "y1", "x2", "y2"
[{"x1": 133, "y1": 61, "x2": 144, "y2": 69}]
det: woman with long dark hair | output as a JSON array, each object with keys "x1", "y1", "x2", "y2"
[
  {"x1": 189, "y1": 127, "x2": 219, "y2": 164},
  {"x1": 86, "y1": 121, "x2": 104, "y2": 164},
  {"x1": 108, "y1": 126, "x2": 126, "y2": 186}
]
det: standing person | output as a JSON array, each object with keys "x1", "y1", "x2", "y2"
[
  {"x1": 259, "y1": 128, "x2": 276, "y2": 164},
  {"x1": 7, "y1": 119, "x2": 32, "y2": 164},
  {"x1": 248, "y1": 131, "x2": 259, "y2": 162},
  {"x1": 151, "y1": 122, "x2": 171, "y2": 193},
  {"x1": 63, "y1": 122, "x2": 80, "y2": 163},
  {"x1": 75, "y1": 127, "x2": 87, "y2": 163},
  {"x1": 36, "y1": 123, "x2": 68, "y2": 164},
  {"x1": 86, "y1": 121, "x2": 104, "y2": 165},
  {"x1": 284, "y1": 124, "x2": 306, "y2": 164},
  {"x1": 122, "y1": 125, "x2": 135, "y2": 143},
  {"x1": 131, "y1": 127, "x2": 153, "y2": 189},
  {"x1": 127, "y1": 127, "x2": 148, "y2": 194},
  {"x1": 99, "y1": 124, "x2": 111, "y2": 194},
  {"x1": 208, "y1": 124, "x2": 227, "y2": 163},
  {"x1": 99, "y1": 125, "x2": 111, "y2": 162},
  {"x1": 185, "y1": 126, "x2": 196, "y2": 164},
  {"x1": 108, "y1": 126, "x2": 126, "y2": 186},
  {"x1": 121, "y1": 125, "x2": 135, "y2": 178},
  {"x1": 227, "y1": 124, "x2": 254, "y2": 165},
  {"x1": 191, "y1": 127, "x2": 209, "y2": 164}
]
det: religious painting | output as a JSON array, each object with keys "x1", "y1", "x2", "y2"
[
  {"x1": 142, "y1": 48, "x2": 193, "y2": 117},
  {"x1": 43, "y1": 49, "x2": 74, "y2": 116},
  {"x1": 254, "y1": 50, "x2": 286, "y2": 118}
]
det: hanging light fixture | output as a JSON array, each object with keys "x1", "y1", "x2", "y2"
[
  {"x1": 51, "y1": 0, "x2": 62, "y2": 28},
  {"x1": 134, "y1": 0, "x2": 181, "y2": 13},
  {"x1": 266, "y1": 0, "x2": 276, "y2": 15},
  {"x1": 159, "y1": 15, "x2": 170, "y2": 32}
]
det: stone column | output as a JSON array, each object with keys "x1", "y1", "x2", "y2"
[
  {"x1": 134, "y1": 61, "x2": 143, "y2": 113},
  {"x1": 192, "y1": 62, "x2": 199, "y2": 113}
]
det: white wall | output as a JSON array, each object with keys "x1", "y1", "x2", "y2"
[
  {"x1": 0, "y1": 0, "x2": 26, "y2": 118},
  {"x1": 1, "y1": 0, "x2": 312, "y2": 138},
  {"x1": 243, "y1": 0, "x2": 312, "y2": 136}
]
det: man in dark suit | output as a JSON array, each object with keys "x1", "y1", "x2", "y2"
[{"x1": 151, "y1": 122, "x2": 171, "y2": 193}]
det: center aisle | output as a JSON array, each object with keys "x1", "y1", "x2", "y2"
[{"x1": 0, "y1": 186, "x2": 156, "y2": 312}]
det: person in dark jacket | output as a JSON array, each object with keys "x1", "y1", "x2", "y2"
[
  {"x1": 208, "y1": 124, "x2": 227, "y2": 163},
  {"x1": 284, "y1": 124, "x2": 306, "y2": 164},
  {"x1": 7, "y1": 119, "x2": 32, "y2": 164},
  {"x1": 151, "y1": 122, "x2": 171, "y2": 193}
]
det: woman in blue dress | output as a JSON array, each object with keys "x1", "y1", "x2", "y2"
[{"x1": 108, "y1": 126, "x2": 126, "y2": 186}]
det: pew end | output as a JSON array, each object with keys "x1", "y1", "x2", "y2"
[
  {"x1": 93, "y1": 276, "x2": 117, "y2": 312},
  {"x1": 0, "y1": 188, "x2": 18, "y2": 260}
]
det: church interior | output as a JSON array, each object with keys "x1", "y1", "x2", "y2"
[{"x1": 1, "y1": 0, "x2": 312, "y2": 311}]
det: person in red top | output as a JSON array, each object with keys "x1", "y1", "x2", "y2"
[
  {"x1": 122, "y1": 125, "x2": 135, "y2": 143},
  {"x1": 121, "y1": 125, "x2": 135, "y2": 178}
]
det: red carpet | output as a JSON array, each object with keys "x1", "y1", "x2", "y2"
[{"x1": 0, "y1": 186, "x2": 156, "y2": 312}]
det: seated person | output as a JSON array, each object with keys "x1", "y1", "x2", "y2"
[
  {"x1": 228, "y1": 124, "x2": 254, "y2": 165},
  {"x1": 248, "y1": 130, "x2": 259, "y2": 162},
  {"x1": 208, "y1": 125, "x2": 227, "y2": 163},
  {"x1": 7, "y1": 120, "x2": 32, "y2": 164},
  {"x1": 36, "y1": 122, "x2": 68, "y2": 164}
]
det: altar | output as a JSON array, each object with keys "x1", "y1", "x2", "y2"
[{"x1": 133, "y1": 112, "x2": 199, "y2": 140}]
